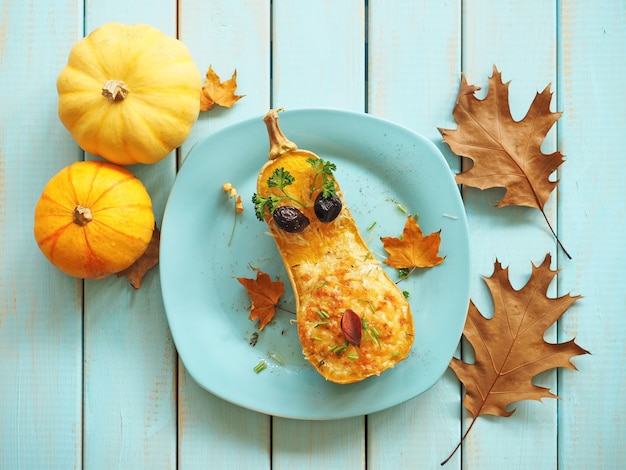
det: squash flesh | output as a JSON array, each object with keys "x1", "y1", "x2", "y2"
[{"x1": 257, "y1": 111, "x2": 414, "y2": 384}]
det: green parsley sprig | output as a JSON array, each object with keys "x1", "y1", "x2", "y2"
[
  {"x1": 252, "y1": 167, "x2": 306, "y2": 220},
  {"x1": 307, "y1": 158, "x2": 338, "y2": 198}
]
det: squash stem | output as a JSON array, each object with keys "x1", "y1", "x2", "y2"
[
  {"x1": 102, "y1": 79, "x2": 129, "y2": 102},
  {"x1": 263, "y1": 108, "x2": 298, "y2": 160},
  {"x1": 73, "y1": 205, "x2": 93, "y2": 226}
]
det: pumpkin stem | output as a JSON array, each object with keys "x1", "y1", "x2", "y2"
[
  {"x1": 263, "y1": 108, "x2": 298, "y2": 160},
  {"x1": 102, "y1": 79, "x2": 129, "y2": 102},
  {"x1": 73, "y1": 205, "x2": 93, "y2": 226}
]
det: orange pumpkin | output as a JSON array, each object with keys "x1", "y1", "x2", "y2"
[{"x1": 34, "y1": 160, "x2": 155, "y2": 279}]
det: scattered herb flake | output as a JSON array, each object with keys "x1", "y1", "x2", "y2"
[{"x1": 253, "y1": 360, "x2": 267, "y2": 373}]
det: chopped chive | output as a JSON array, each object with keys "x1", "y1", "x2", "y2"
[
  {"x1": 316, "y1": 309, "x2": 330, "y2": 319},
  {"x1": 313, "y1": 336, "x2": 323, "y2": 341},
  {"x1": 316, "y1": 280, "x2": 328, "y2": 289},
  {"x1": 397, "y1": 203, "x2": 408, "y2": 214},
  {"x1": 367, "y1": 221, "x2": 377, "y2": 230},
  {"x1": 391, "y1": 351, "x2": 400, "y2": 357},
  {"x1": 370, "y1": 326, "x2": 380, "y2": 340},
  {"x1": 329, "y1": 342, "x2": 348, "y2": 355},
  {"x1": 347, "y1": 354, "x2": 359, "y2": 360},
  {"x1": 367, "y1": 327, "x2": 381, "y2": 347},
  {"x1": 253, "y1": 360, "x2": 267, "y2": 373},
  {"x1": 364, "y1": 252, "x2": 372, "y2": 261},
  {"x1": 314, "y1": 321, "x2": 329, "y2": 328}
]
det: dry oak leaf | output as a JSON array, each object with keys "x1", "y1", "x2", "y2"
[
  {"x1": 116, "y1": 225, "x2": 160, "y2": 289},
  {"x1": 200, "y1": 65, "x2": 244, "y2": 111},
  {"x1": 237, "y1": 270, "x2": 285, "y2": 330},
  {"x1": 442, "y1": 254, "x2": 588, "y2": 465},
  {"x1": 381, "y1": 215, "x2": 445, "y2": 270},
  {"x1": 439, "y1": 65, "x2": 564, "y2": 211}
]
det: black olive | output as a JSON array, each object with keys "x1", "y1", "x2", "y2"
[
  {"x1": 273, "y1": 206, "x2": 310, "y2": 233},
  {"x1": 314, "y1": 193, "x2": 342, "y2": 222}
]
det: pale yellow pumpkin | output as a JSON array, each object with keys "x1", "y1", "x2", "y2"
[
  {"x1": 34, "y1": 160, "x2": 155, "y2": 279},
  {"x1": 57, "y1": 22, "x2": 202, "y2": 165}
]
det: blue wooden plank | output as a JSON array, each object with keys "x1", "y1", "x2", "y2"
[
  {"x1": 0, "y1": 0, "x2": 84, "y2": 468},
  {"x1": 557, "y1": 1, "x2": 626, "y2": 467},
  {"x1": 80, "y1": 2, "x2": 179, "y2": 468},
  {"x1": 177, "y1": 1, "x2": 272, "y2": 467},
  {"x1": 460, "y1": 1, "x2": 559, "y2": 468},
  {"x1": 180, "y1": 0, "x2": 272, "y2": 158},
  {"x1": 366, "y1": 1, "x2": 463, "y2": 467},
  {"x1": 271, "y1": 0, "x2": 366, "y2": 111}
]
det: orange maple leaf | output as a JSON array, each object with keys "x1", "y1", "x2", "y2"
[
  {"x1": 442, "y1": 254, "x2": 588, "y2": 464},
  {"x1": 237, "y1": 270, "x2": 285, "y2": 330},
  {"x1": 200, "y1": 65, "x2": 244, "y2": 111},
  {"x1": 381, "y1": 215, "x2": 444, "y2": 271}
]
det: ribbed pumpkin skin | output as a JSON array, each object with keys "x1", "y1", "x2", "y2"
[
  {"x1": 34, "y1": 160, "x2": 155, "y2": 279},
  {"x1": 56, "y1": 23, "x2": 202, "y2": 165}
]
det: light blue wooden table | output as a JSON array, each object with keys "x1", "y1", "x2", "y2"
[{"x1": 2, "y1": 1, "x2": 624, "y2": 468}]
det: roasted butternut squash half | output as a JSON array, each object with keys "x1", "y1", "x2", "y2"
[{"x1": 253, "y1": 109, "x2": 414, "y2": 384}]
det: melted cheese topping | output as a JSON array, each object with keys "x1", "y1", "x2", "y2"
[{"x1": 269, "y1": 207, "x2": 413, "y2": 384}]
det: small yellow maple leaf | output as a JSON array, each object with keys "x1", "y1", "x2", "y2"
[
  {"x1": 200, "y1": 65, "x2": 244, "y2": 111},
  {"x1": 381, "y1": 215, "x2": 445, "y2": 271},
  {"x1": 237, "y1": 270, "x2": 285, "y2": 330}
]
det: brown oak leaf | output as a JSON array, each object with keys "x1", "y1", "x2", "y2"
[
  {"x1": 439, "y1": 65, "x2": 570, "y2": 258},
  {"x1": 116, "y1": 225, "x2": 160, "y2": 289},
  {"x1": 442, "y1": 254, "x2": 588, "y2": 465},
  {"x1": 200, "y1": 65, "x2": 244, "y2": 111},
  {"x1": 440, "y1": 65, "x2": 563, "y2": 211},
  {"x1": 381, "y1": 215, "x2": 444, "y2": 271},
  {"x1": 237, "y1": 270, "x2": 285, "y2": 330}
]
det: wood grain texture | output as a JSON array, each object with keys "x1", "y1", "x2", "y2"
[
  {"x1": 0, "y1": 1, "x2": 84, "y2": 468},
  {"x1": 1, "y1": 1, "x2": 623, "y2": 468},
  {"x1": 557, "y1": 1, "x2": 626, "y2": 468},
  {"x1": 177, "y1": 1, "x2": 272, "y2": 467},
  {"x1": 272, "y1": 0, "x2": 366, "y2": 111},
  {"x1": 367, "y1": 1, "x2": 464, "y2": 467},
  {"x1": 81, "y1": 2, "x2": 178, "y2": 468},
  {"x1": 180, "y1": 0, "x2": 272, "y2": 158},
  {"x1": 460, "y1": 0, "x2": 559, "y2": 468}
]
